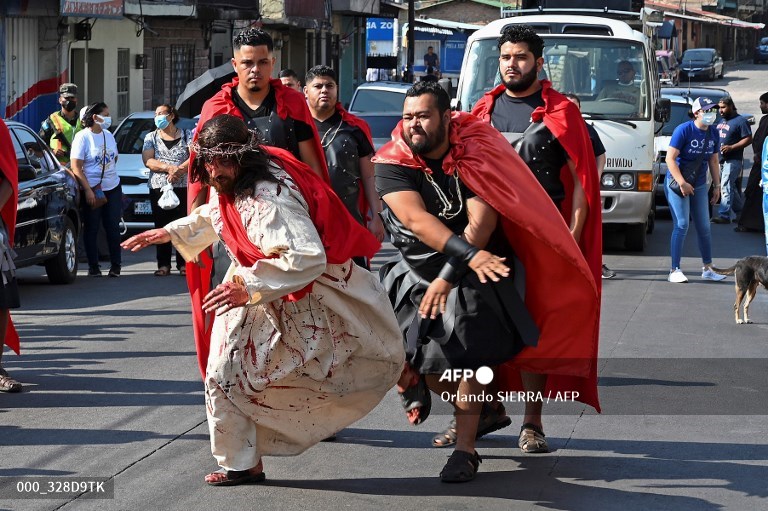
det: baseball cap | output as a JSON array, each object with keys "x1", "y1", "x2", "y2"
[
  {"x1": 59, "y1": 83, "x2": 78, "y2": 97},
  {"x1": 692, "y1": 96, "x2": 716, "y2": 113}
]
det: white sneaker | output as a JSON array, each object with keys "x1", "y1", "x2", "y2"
[
  {"x1": 668, "y1": 268, "x2": 688, "y2": 283},
  {"x1": 701, "y1": 267, "x2": 726, "y2": 281}
]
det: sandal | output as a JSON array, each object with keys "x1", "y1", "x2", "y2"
[
  {"x1": 178, "y1": 267, "x2": 186, "y2": 276},
  {"x1": 432, "y1": 403, "x2": 511, "y2": 448},
  {"x1": 440, "y1": 450, "x2": 482, "y2": 483},
  {"x1": 519, "y1": 423, "x2": 549, "y2": 453},
  {"x1": 154, "y1": 266, "x2": 171, "y2": 277},
  {"x1": 398, "y1": 374, "x2": 431, "y2": 426},
  {"x1": 204, "y1": 468, "x2": 266, "y2": 486},
  {"x1": 0, "y1": 373, "x2": 22, "y2": 393}
]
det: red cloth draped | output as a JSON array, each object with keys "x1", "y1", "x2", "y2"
[
  {"x1": 373, "y1": 112, "x2": 601, "y2": 411},
  {"x1": 335, "y1": 102, "x2": 374, "y2": 223},
  {"x1": 472, "y1": 80, "x2": 603, "y2": 288},
  {"x1": 184, "y1": 77, "x2": 329, "y2": 379},
  {"x1": 0, "y1": 120, "x2": 19, "y2": 354},
  {"x1": 190, "y1": 146, "x2": 379, "y2": 378}
]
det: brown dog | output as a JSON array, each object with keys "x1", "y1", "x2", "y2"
[{"x1": 711, "y1": 256, "x2": 768, "y2": 324}]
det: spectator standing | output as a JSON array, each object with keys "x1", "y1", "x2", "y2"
[
  {"x1": 70, "y1": 102, "x2": 122, "y2": 278},
  {"x1": 39, "y1": 83, "x2": 81, "y2": 166},
  {"x1": 713, "y1": 97, "x2": 751, "y2": 224},
  {"x1": 142, "y1": 104, "x2": 190, "y2": 276},
  {"x1": 423, "y1": 46, "x2": 439, "y2": 73},
  {"x1": 664, "y1": 97, "x2": 726, "y2": 283},
  {"x1": 0, "y1": 119, "x2": 21, "y2": 393},
  {"x1": 762, "y1": 134, "x2": 768, "y2": 254}
]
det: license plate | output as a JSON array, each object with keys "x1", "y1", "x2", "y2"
[{"x1": 134, "y1": 200, "x2": 152, "y2": 215}]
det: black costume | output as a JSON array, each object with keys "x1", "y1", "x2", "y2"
[
  {"x1": 375, "y1": 158, "x2": 538, "y2": 373},
  {"x1": 738, "y1": 114, "x2": 768, "y2": 231}
]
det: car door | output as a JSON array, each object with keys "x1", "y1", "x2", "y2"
[{"x1": 10, "y1": 125, "x2": 60, "y2": 263}]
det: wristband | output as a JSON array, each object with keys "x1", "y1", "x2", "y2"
[
  {"x1": 436, "y1": 256, "x2": 469, "y2": 284},
  {"x1": 442, "y1": 235, "x2": 479, "y2": 263}
]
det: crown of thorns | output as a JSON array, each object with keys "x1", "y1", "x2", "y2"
[{"x1": 189, "y1": 129, "x2": 262, "y2": 162}]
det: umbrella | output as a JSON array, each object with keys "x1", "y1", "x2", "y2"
[{"x1": 175, "y1": 63, "x2": 236, "y2": 117}]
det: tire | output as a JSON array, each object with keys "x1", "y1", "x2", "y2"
[
  {"x1": 624, "y1": 223, "x2": 647, "y2": 251},
  {"x1": 647, "y1": 200, "x2": 656, "y2": 235},
  {"x1": 45, "y1": 217, "x2": 78, "y2": 284}
]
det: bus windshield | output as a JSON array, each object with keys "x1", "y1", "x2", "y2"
[{"x1": 459, "y1": 36, "x2": 650, "y2": 121}]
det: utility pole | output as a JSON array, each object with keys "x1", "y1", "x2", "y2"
[{"x1": 406, "y1": 0, "x2": 415, "y2": 82}]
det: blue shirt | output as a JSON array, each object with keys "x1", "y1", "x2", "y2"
[
  {"x1": 668, "y1": 120, "x2": 720, "y2": 187},
  {"x1": 716, "y1": 114, "x2": 751, "y2": 162}
]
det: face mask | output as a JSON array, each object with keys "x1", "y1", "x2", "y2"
[
  {"x1": 701, "y1": 111, "x2": 717, "y2": 126},
  {"x1": 96, "y1": 115, "x2": 112, "y2": 130},
  {"x1": 62, "y1": 100, "x2": 77, "y2": 112},
  {"x1": 154, "y1": 115, "x2": 170, "y2": 130}
]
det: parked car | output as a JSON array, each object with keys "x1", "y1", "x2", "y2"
[
  {"x1": 354, "y1": 113, "x2": 401, "y2": 151},
  {"x1": 661, "y1": 86, "x2": 755, "y2": 125},
  {"x1": 679, "y1": 48, "x2": 724, "y2": 81},
  {"x1": 653, "y1": 95, "x2": 694, "y2": 207},
  {"x1": 656, "y1": 50, "x2": 680, "y2": 86},
  {"x1": 112, "y1": 112, "x2": 197, "y2": 231},
  {"x1": 348, "y1": 81, "x2": 411, "y2": 114},
  {"x1": 754, "y1": 36, "x2": 768, "y2": 64},
  {"x1": 5, "y1": 120, "x2": 80, "y2": 284}
]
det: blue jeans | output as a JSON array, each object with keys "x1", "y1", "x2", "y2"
[
  {"x1": 665, "y1": 176, "x2": 713, "y2": 269},
  {"x1": 82, "y1": 185, "x2": 123, "y2": 268},
  {"x1": 718, "y1": 159, "x2": 744, "y2": 219},
  {"x1": 763, "y1": 190, "x2": 768, "y2": 255}
]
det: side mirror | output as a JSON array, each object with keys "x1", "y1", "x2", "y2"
[
  {"x1": 655, "y1": 97, "x2": 671, "y2": 123},
  {"x1": 747, "y1": 114, "x2": 756, "y2": 126},
  {"x1": 18, "y1": 164, "x2": 37, "y2": 182},
  {"x1": 438, "y1": 78, "x2": 452, "y2": 99},
  {"x1": 450, "y1": 98, "x2": 460, "y2": 111}
]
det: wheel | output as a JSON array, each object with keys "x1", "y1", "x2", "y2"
[
  {"x1": 45, "y1": 217, "x2": 78, "y2": 284},
  {"x1": 647, "y1": 200, "x2": 656, "y2": 234},
  {"x1": 709, "y1": 68, "x2": 715, "y2": 81},
  {"x1": 624, "y1": 223, "x2": 647, "y2": 251}
]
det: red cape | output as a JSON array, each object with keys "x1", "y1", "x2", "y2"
[
  {"x1": 0, "y1": 120, "x2": 19, "y2": 354},
  {"x1": 472, "y1": 81, "x2": 603, "y2": 287},
  {"x1": 373, "y1": 112, "x2": 601, "y2": 410},
  {"x1": 184, "y1": 77, "x2": 329, "y2": 379},
  {"x1": 189, "y1": 146, "x2": 379, "y2": 378},
  {"x1": 335, "y1": 103, "x2": 374, "y2": 223}
]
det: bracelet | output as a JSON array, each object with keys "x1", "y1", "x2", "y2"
[{"x1": 442, "y1": 235, "x2": 479, "y2": 263}]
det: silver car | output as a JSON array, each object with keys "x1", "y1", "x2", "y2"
[{"x1": 112, "y1": 112, "x2": 197, "y2": 231}]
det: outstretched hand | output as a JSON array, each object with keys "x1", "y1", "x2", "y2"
[
  {"x1": 468, "y1": 250, "x2": 510, "y2": 283},
  {"x1": 121, "y1": 228, "x2": 171, "y2": 252}
]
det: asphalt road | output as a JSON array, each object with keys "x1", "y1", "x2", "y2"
[{"x1": 1, "y1": 63, "x2": 767, "y2": 511}]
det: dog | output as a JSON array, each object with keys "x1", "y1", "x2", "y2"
[{"x1": 711, "y1": 256, "x2": 768, "y2": 324}]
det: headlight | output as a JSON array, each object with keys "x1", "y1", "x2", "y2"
[
  {"x1": 619, "y1": 173, "x2": 634, "y2": 189},
  {"x1": 602, "y1": 174, "x2": 616, "y2": 187}
]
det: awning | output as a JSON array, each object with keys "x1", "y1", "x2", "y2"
[
  {"x1": 415, "y1": 17, "x2": 483, "y2": 32},
  {"x1": 658, "y1": 20, "x2": 677, "y2": 39},
  {"x1": 662, "y1": 10, "x2": 764, "y2": 30}
]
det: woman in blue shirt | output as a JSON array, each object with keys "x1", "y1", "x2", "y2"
[{"x1": 664, "y1": 97, "x2": 726, "y2": 283}]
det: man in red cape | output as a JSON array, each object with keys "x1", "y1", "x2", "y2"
[
  {"x1": 0, "y1": 119, "x2": 21, "y2": 392},
  {"x1": 469, "y1": 24, "x2": 602, "y2": 453},
  {"x1": 304, "y1": 65, "x2": 385, "y2": 256},
  {"x1": 185, "y1": 28, "x2": 328, "y2": 378}
]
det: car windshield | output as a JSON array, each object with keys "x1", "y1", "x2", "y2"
[
  {"x1": 114, "y1": 117, "x2": 197, "y2": 154},
  {"x1": 459, "y1": 36, "x2": 650, "y2": 120},
  {"x1": 682, "y1": 50, "x2": 712, "y2": 60},
  {"x1": 661, "y1": 102, "x2": 691, "y2": 136},
  {"x1": 350, "y1": 89, "x2": 406, "y2": 113}
]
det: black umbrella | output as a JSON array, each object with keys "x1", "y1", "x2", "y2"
[{"x1": 175, "y1": 63, "x2": 236, "y2": 117}]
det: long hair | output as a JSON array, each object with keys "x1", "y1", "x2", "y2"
[{"x1": 190, "y1": 115, "x2": 278, "y2": 197}]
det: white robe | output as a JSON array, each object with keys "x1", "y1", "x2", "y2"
[{"x1": 166, "y1": 167, "x2": 404, "y2": 471}]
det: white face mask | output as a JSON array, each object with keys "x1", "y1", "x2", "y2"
[
  {"x1": 700, "y1": 111, "x2": 717, "y2": 126},
  {"x1": 96, "y1": 115, "x2": 112, "y2": 130}
]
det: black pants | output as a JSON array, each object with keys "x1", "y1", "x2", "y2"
[{"x1": 149, "y1": 187, "x2": 188, "y2": 269}]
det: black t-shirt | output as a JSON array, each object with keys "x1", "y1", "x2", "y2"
[
  {"x1": 586, "y1": 123, "x2": 606, "y2": 157},
  {"x1": 375, "y1": 157, "x2": 475, "y2": 234},
  {"x1": 424, "y1": 53, "x2": 438, "y2": 68},
  {"x1": 314, "y1": 112, "x2": 374, "y2": 158},
  {"x1": 491, "y1": 90, "x2": 544, "y2": 133},
  {"x1": 231, "y1": 88, "x2": 314, "y2": 142}
]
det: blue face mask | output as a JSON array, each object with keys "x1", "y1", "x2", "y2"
[{"x1": 154, "y1": 115, "x2": 170, "y2": 129}]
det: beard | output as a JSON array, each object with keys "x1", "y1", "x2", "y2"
[
  {"x1": 210, "y1": 175, "x2": 236, "y2": 195},
  {"x1": 501, "y1": 65, "x2": 539, "y2": 93},
  {"x1": 404, "y1": 117, "x2": 447, "y2": 155}
]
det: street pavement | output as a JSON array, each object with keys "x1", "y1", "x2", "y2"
[{"x1": 2, "y1": 65, "x2": 768, "y2": 511}]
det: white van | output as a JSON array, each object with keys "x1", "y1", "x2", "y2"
[{"x1": 456, "y1": 14, "x2": 670, "y2": 250}]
